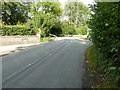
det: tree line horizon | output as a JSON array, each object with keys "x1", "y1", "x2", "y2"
[{"x1": 1, "y1": 0, "x2": 90, "y2": 37}]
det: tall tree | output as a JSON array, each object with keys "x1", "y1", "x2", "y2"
[
  {"x1": 2, "y1": 2, "x2": 30, "y2": 25},
  {"x1": 27, "y1": 1, "x2": 63, "y2": 37},
  {"x1": 40, "y1": 1, "x2": 63, "y2": 17},
  {"x1": 64, "y1": 1, "x2": 90, "y2": 27}
]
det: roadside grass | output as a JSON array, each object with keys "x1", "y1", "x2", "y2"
[
  {"x1": 40, "y1": 37, "x2": 55, "y2": 42},
  {"x1": 79, "y1": 36, "x2": 88, "y2": 39},
  {"x1": 72, "y1": 35, "x2": 90, "y2": 39},
  {"x1": 86, "y1": 45, "x2": 118, "y2": 88},
  {"x1": 79, "y1": 36, "x2": 91, "y2": 40},
  {"x1": 64, "y1": 35, "x2": 90, "y2": 39},
  {"x1": 87, "y1": 45, "x2": 98, "y2": 70}
]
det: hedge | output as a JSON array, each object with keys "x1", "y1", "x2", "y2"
[
  {"x1": 89, "y1": 2, "x2": 120, "y2": 87},
  {"x1": 0, "y1": 25, "x2": 36, "y2": 36}
]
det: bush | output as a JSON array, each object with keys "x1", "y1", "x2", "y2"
[
  {"x1": 87, "y1": 45, "x2": 118, "y2": 88},
  {"x1": 62, "y1": 26, "x2": 76, "y2": 35},
  {"x1": 75, "y1": 25, "x2": 88, "y2": 35},
  {"x1": 40, "y1": 37, "x2": 55, "y2": 42},
  {"x1": 1, "y1": 25, "x2": 36, "y2": 36},
  {"x1": 61, "y1": 21, "x2": 76, "y2": 35}
]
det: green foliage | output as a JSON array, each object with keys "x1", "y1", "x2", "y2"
[
  {"x1": 1, "y1": 25, "x2": 35, "y2": 36},
  {"x1": 2, "y1": 2, "x2": 30, "y2": 25},
  {"x1": 27, "y1": 2, "x2": 63, "y2": 37},
  {"x1": 40, "y1": 37, "x2": 55, "y2": 42},
  {"x1": 87, "y1": 45, "x2": 118, "y2": 88},
  {"x1": 64, "y1": 1, "x2": 90, "y2": 35},
  {"x1": 75, "y1": 25, "x2": 88, "y2": 35},
  {"x1": 61, "y1": 21, "x2": 76, "y2": 35},
  {"x1": 63, "y1": 26, "x2": 76, "y2": 35},
  {"x1": 27, "y1": 12, "x2": 60, "y2": 37},
  {"x1": 87, "y1": 45, "x2": 99, "y2": 70},
  {"x1": 89, "y1": 2, "x2": 120, "y2": 87},
  {"x1": 64, "y1": 1, "x2": 90, "y2": 26},
  {"x1": 40, "y1": 2, "x2": 63, "y2": 16}
]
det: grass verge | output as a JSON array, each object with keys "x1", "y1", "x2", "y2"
[
  {"x1": 40, "y1": 37, "x2": 55, "y2": 42},
  {"x1": 86, "y1": 45, "x2": 118, "y2": 88},
  {"x1": 87, "y1": 45, "x2": 98, "y2": 70}
]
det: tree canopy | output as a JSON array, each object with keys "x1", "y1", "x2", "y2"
[
  {"x1": 1, "y1": 1, "x2": 90, "y2": 36},
  {"x1": 2, "y1": 2, "x2": 30, "y2": 25},
  {"x1": 27, "y1": 1, "x2": 63, "y2": 37},
  {"x1": 64, "y1": 1, "x2": 90, "y2": 27}
]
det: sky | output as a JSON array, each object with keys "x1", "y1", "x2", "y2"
[{"x1": 58, "y1": 0, "x2": 95, "y2": 8}]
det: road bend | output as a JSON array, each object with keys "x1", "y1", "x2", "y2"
[{"x1": 2, "y1": 39, "x2": 91, "y2": 88}]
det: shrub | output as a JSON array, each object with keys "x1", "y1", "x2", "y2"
[
  {"x1": 62, "y1": 26, "x2": 76, "y2": 35},
  {"x1": 1, "y1": 25, "x2": 35, "y2": 36},
  {"x1": 75, "y1": 25, "x2": 88, "y2": 35},
  {"x1": 61, "y1": 21, "x2": 76, "y2": 35},
  {"x1": 40, "y1": 37, "x2": 55, "y2": 42}
]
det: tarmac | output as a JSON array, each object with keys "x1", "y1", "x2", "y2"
[{"x1": 0, "y1": 43, "x2": 40, "y2": 56}]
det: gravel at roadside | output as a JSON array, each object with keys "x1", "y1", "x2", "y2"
[{"x1": 0, "y1": 43, "x2": 40, "y2": 56}]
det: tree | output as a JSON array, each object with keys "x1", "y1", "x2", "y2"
[
  {"x1": 29, "y1": 1, "x2": 63, "y2": 17},
  {"x1": 39, "y1": 1, "x2": 63, "y2": 17},
  {"x1": 61, "y1": 21, "x2": 76, "y2": 35},
  {"x1": 27, "y1": 1, "x2": 63, "y2": 37},
  {"x1": 2, "y1": 2, "x2": 30, "y2": 25},
  {"x1": 64, "y1": 1, "x2": 90, "y2": 27}
]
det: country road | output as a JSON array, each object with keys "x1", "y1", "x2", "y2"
[{"x1": 2, "y1": 38, "x2": 91, "y2": 88}]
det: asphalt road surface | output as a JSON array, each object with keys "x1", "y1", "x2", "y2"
[{"x1": 2, "y1": 38, "x2": 91, "y2": 88}]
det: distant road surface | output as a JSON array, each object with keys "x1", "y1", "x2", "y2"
[{"x1": 2, "y1": 38, "x2": 91, "y2": 88}]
